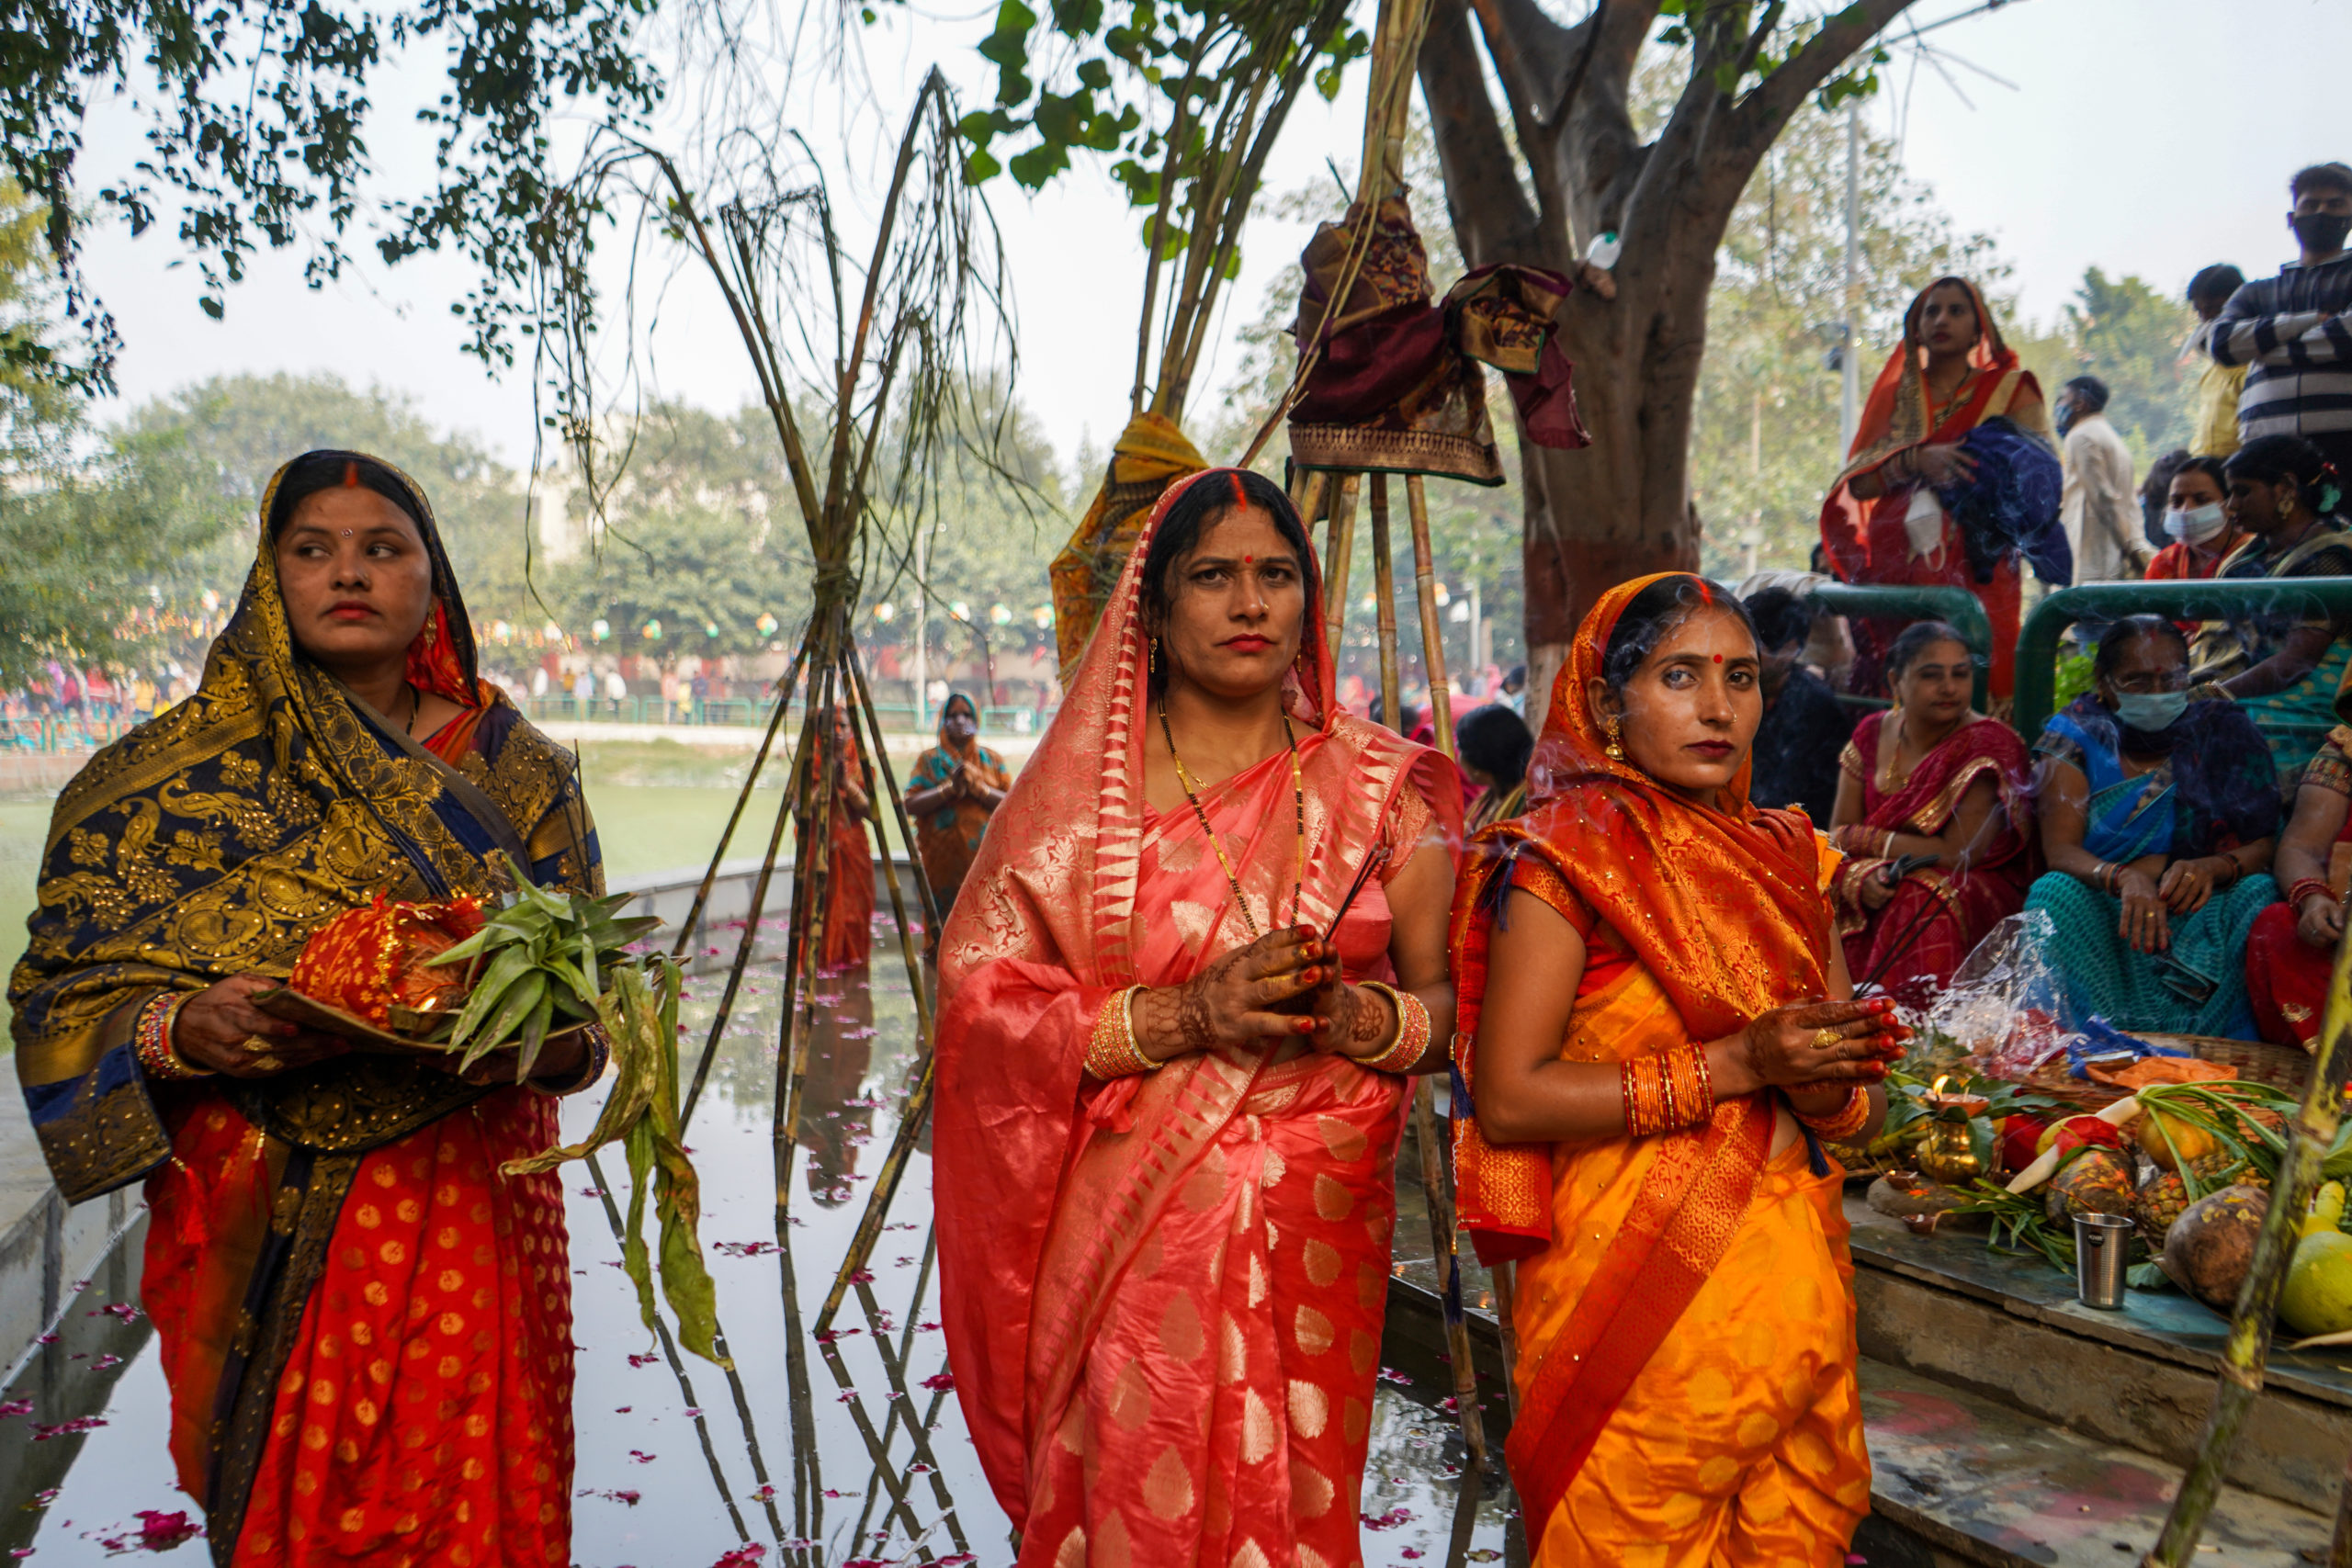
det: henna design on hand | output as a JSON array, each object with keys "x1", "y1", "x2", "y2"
[{"x1": 1343, "y1": 986, "x2": 1387, "y2": 1050}]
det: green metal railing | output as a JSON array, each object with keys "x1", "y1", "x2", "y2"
[
  {"x1": 2012, "y1": 580, "x2": 2352, "y2": 739},
  {"x1": 514, "y1": 695, "x2": 1049, "y2": 736},
  {"x1": 1810, "y1": 582, "x2": 1995, "y2": 715}
]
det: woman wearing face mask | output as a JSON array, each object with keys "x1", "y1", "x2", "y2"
[
  {"x1": 2192, "y1": 434, "x2": 2352, "y2": 786},
  {"x1": 2026, "y1": 616, "x2": 2279, "y2": 1038},
  {"x1": 933, "y1": 468, "x2": 1461, "y2": 1567},
  {"x1": 1453, "y1": 574, "x2": 1905, "y2": 1564},
  {"x1": 1819, "y1": 276, "x2": 2061, "y2": 703},
  {"x1": 902, "y1": 690, "x2": 1012, "y2": 919},
  {"x1": 2144, "y1": 456, "x2": 2244, "y2": 581},
  {"x1": 1826, "y1": 621, "x2": 2034, "y2": 1008}
]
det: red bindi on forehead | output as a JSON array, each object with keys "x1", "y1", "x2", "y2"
[
  {"x1": 1713, "y1": 653, "x2": 1723, "y2": 663},
  {"x1": 1244, "y1": 555, "x2": 1253, "y2": 564}
]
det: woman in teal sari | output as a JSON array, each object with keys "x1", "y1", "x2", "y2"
[
  {"x1": 2028, "y1": 616, "x2": 2279, "y2": 1038},
  {"x1": 2195, "y1": 435, "x2": 2352, "y2": 787}
]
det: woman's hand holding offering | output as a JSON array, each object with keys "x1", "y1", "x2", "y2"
[
  {"x1": 1134, "y1": 927, "x2": 1325, "y2": 1061},
  {"x1": 173, "y1": 974, "x2": 345, "y2": 1077},
  {"x1": 1724, "y1": 998, "x2": 1906, "y2": 1096}
]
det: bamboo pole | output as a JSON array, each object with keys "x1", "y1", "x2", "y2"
[
  {"x1": 1369, "y1": 474, "x2": 1401, "y2": 727},
  {"x1": 2330, "y1": 1453, "x2": 2352, "y2": 1567},
  {"x1": 1491, "y1": 1258, "x2": 1522, "y2": 1417},
  {"x1": 680, "y1": 761, "x2": 800, "y2": 1130},
  {"x1": 2144, "y1": 916, "x2": 2352, "y2": 1562},
  {"x1": 1412, "y1": 1081, "x2": 1487, "y2": 1470},
  {"x1": 1405, "y1": 475, "x2": 1456, "y2": 758},
  {"x1": 671, "y1": 642, "x2": 808, "y2": 961},
  {"x1": 1325, "y1": 474, "x2": 1361, "y2": 641}
]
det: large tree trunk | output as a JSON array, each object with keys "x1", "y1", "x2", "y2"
[{"x1": 1418, "y1": 0, "x2": 1917, "y2": 712}]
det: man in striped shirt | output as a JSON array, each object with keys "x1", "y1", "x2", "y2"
[{"x1": 2212, "y1": 163, "x2": 2352, "y2": 477}]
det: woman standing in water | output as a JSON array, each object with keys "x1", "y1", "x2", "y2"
[
  {"x1": 1453, "y1": 573, "x2": 1905, "y2": 1563},
  {"x1": 933, "y1": 468, "x2": 1460, "y2": 1567},
  {"x1": 902, "y1": 690, "x2": 1011, "y2": 918},
  {"x1": 13, "y1": 451, "x2": 604, "y2": 1566}
]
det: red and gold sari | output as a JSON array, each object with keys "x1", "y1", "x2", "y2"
[
  {"x1": 2247, "y1": 726, "x2": 2352, "y2": 1050},
  {"x1": 1450, "y1": 574, "x2": 1872, "y2": 1565},
  {"x1": 1818, "y1": 278, "x2": 2052, "y2": 701},
  {"x1": 12, "y1": 453, "x2": 600, "y2": 1567},
  {"x1": 1832, "y1": 712, "x2": 2035, "y2": 1007},
  {"x1": 933, "y1": 468, "x2": 1461, "y2": 1567}
]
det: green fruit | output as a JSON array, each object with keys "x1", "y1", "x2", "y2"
[{"x1": 2281, "y1": 1232, "x2": 2352, "y2": 1338}]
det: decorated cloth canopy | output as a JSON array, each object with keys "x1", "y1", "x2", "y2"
[{"x1": 1286, "y1": 194, "x2": 1590, "y2": 483}]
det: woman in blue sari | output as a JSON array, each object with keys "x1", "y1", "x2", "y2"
[
  {"x1": 2195, "y1": 435, "x2": 2352, "y2": 787},
  {"x1": 2027, "y1": 616, "x2": 2279, "y2": 1038}
]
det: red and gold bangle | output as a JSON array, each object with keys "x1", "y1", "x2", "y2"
[
  {"x1": 1792, "y1": 1085, "x2": 1872, "y2": 1142},
  {"x1": 1664, "y1": 1045, "x2": 1714, "y2": 1129},
  {"x1": 1621, "y1": 1055, "x2": 1666, "y2": 1137},
  {"x1": 133, "y1": 992, "x2": 209, "y2": 1082},
  {"x1": 1358, "y1": 983, "x2": 1430, "y2": 1073},
  {"x1": 2290, "y1": 877, "x2": 2336, "y2": 912},
  {"x1": 1084, "y1": 985, "x2": 1157, "y2": 1079}
]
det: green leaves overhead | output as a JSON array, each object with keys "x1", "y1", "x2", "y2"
[{"x1": 953, "y1": 0, "x2": 1365, "y2": 199}]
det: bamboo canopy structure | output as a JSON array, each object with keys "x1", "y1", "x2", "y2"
[{"x1": 528, "y1": 67, "x2": 1016, "y2": 1555}]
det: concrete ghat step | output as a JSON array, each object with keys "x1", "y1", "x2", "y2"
[{"x1": 1860, "y1": 1356, "x2": 2329, "y2": 1567}]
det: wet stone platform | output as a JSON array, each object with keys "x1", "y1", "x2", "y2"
[{"x1": 0, "y1": 918, "x2": 1517, "y2": 1566}]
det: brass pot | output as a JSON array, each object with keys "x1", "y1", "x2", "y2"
[{"x1": 1915, "y1": 1117, "x2": 1984, "y2": 1188}]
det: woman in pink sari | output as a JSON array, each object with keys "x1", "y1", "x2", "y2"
[{"x1": 933, "y1": 468, "x2": 1462, "y2": 1568}]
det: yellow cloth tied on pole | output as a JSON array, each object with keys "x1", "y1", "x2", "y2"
[{"x1": 1049, "y1": 412, "x2": 1206, "y2": 686}]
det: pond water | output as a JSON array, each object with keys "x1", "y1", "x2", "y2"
[{"x1": 0, "y1": 915, "x2": 1521, "y2": 1566}]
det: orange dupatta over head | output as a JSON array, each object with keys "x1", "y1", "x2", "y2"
[
  {"x1": 1447, "y1": 571, "x2": 1838, "y2": 1526},
  {"x1": 1818, "y1": 276, "x2": 2051, "y2": 583},
  {"x1": 934, "y1": 467, "x2": 1456, "y2": 1527}
]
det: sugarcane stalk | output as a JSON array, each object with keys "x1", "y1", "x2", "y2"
[
  {"x1": 817, "y1": 1055, "x2": 935, "y2": 1334},
  {"x1": 1405, "y1": 475, "x2": 1455, "y2": 757},
  {"x1": 2143, "y1": 908, "x2": 2352, "y2": 1563},
  {"x1": 670, "y1": 642, "x2": 808, "y2": 962},
  {"x1": 1412, "y1": 1078, "x2": 1487, "y2": 1469},
  {"x1": 679, "y1": 705, "x2": 809, "y2": 1130},
  {"x1": 1369, "y1": 473, "x2": 1401, "y2": 727},
  {"x1": 1491, "y1": 1258, "x2": 1521, "y2": 1417}
]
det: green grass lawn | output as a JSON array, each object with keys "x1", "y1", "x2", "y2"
[{"x1": 0, "y1": 739, "x2": 933, "y2": 1040}]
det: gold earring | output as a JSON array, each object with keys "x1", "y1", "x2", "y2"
[
  {"x1": 1603, "y1": 714, "x2": 1625, "y2": 761},
  {"x1": 1149, "y1": 636, "x2": 1159, "y2": 674}
]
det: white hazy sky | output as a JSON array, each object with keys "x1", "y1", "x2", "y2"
[{"x1": 66, "y1": 0, "x2": 2352, "y2": 476}]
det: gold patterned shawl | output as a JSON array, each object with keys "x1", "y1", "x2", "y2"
[{"x1": 11, "y1": 450, "x2": 600, "y2": 1203}]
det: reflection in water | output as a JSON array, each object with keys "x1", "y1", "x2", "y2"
[{"x1": 1, "y1": 931, "x2": 1516, "y2": 1565}]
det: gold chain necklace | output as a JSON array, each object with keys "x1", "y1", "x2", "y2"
[{"x1": 1157, "y1": 700, "x2": 1306, "y2": 940}]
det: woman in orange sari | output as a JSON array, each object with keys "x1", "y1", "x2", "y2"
[
  {"x1": 933, "y1": 468, "x2": 1461, "y2": 1567},
  {"x1": 13, "y1": 451, "x2": 602, "y2": 1566},
  {"x1": 805, "y1": 704, "x2": 876, "y2": 971},
  {"x1": 1451, "y1": 573, "x2": 1907, "y2": 1564},
  {"x1": 1820, "y1": 276, "x2": 2062, "y2": 702}
]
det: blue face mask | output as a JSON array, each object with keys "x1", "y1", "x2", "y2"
[{"x1": 2114, "y1": 690, "x2": 2188, "y2": 731}]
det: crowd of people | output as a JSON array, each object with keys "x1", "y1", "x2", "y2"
[{"x1": 20, "y1": 158, "x2": 2352, "y2": 1568}]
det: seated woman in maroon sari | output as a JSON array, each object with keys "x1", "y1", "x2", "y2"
[
  {"x1": 1827, "y1": 622, "x2": 2034, "y2": 1005},
  {"x1": 2248, "y1": 723, "x2": 2352, "y2": 1049}
]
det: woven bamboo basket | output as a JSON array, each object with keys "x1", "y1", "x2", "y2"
[{"x1": 2009, "y1": 1032, "x2": 2312, "y2": 1111}]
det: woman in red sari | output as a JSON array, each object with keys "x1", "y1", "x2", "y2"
[
  {"x1": 1451, "y1": 573, "x2": 1906, "y2": 1564},
  {"x1": 1827, "y1": 621, "x2": 2034, "y2": 1007},
  {"x1": 1820, "y1": 276, "x2": 2059, "y2": 702},
  {"x1": 933, "y1": 467, "x2": 1461, "y2": 1567},
  {"x1": 2247, "y1": 722, "x2": 2352, "y2": 1049},
  {"x1": 13, "y1": 451, "x2": 602, "y2": 1566}
]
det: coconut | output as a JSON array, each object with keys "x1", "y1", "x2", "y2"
[
  {"x1": 2045, "y1": 1146, "x2": 2133, "y2": 1227},
  {"x1": 2159, "y1": 1185, "x2": 2270, "y2": 1315}
]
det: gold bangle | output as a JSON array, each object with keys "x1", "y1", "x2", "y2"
[
  {"x1": 133, "y1": 992, "x2": 209, "y2": 1082},
  {"x1": 1084, "y1": 985, "x2": 1157, "y2": 1078},
  {"x1": 1357, "y1": 982, "x2": 1429, "y2": 1073},
  {"x1": 1792, "y1": 1085, "x2": 1872, "y2": 1142}
]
